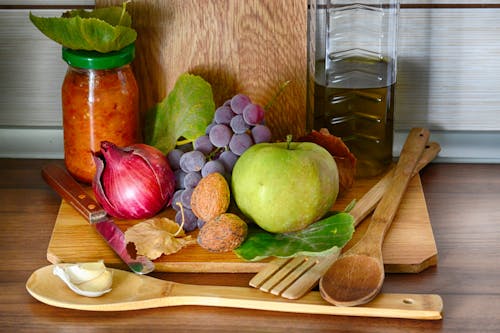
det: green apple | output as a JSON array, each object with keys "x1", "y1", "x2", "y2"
[{"x1": 231, "y1": 139, "x2": 339, "y2": 233}]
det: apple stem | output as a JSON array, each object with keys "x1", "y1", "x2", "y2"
[{"x1": 286, "y1": 134, "x2": 292, "y2": 150}]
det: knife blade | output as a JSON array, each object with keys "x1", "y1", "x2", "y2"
[{"x1": 41, "y1": 164, "x2": 155, "y2": 275}]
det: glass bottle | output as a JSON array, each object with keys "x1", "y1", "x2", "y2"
[
  {"x1": 61, "y1": 43, "x2": 140, "y2": 183},
  {"x1": 307, "y1": 0, "x2": 399, "y2": 177}
]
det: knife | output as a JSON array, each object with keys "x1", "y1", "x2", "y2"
[{"x1": 41, "y1": 164, "x2": 155, "y2": 275}]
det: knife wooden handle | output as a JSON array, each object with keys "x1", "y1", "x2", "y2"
[{"x1": 41, "y1": 164, "x2": 106, "y2": 223}]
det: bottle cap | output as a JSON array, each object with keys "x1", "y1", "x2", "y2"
[{"x1": 62, "y1": 43, "x2": 135, "y2": 70}]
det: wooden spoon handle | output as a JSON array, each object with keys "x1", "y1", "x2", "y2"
[
  {"x1": 371, "y1": 128, "x2": 430, "y2": 237},
  {"x1": 349, "y1": 141, "x2": 440, "y2": 226}
]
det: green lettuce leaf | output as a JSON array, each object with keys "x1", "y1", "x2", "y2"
[
  {"x1": 29, "y1": 5, "x2": 136, "y2": 52},
  {"x1": 234, "y1": 212, "x2": 354, "y2": 262},
  {"x1": 145, "y1": 73, "x2": 215, "y2": 154}
]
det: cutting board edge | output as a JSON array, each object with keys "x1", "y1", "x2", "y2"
[
  {"x1": 152, "y1": 261, "x2": 269, "y2": 273},
  {"x1": 384, "y1": 254, "x2": 438, "y2": 274},
  {"x1": 45, "y1": 253, "x2": 439, "y2": 274}
]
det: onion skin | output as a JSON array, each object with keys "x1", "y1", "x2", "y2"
[{"x1": 92, "y1": 141, "x2": 175, "y2": 219}]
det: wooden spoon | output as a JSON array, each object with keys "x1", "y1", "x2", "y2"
[
  {"x1": 26, "y1": 264, "x2": 443, "y2": 319},
  {"x1": 319, "y1": 128, "x2": 431, "y2": 307}
]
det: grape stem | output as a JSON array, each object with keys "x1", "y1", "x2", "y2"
[
  {"x1": 207, "y1": 147, "x2": 224, "y2": 160},
  {"x1": 174, "y1": 202, "x2": 185, "y2": 236},
  {"x1": 176, "y1": 138, "x2": 192, "y2": 146},
  {"x1": 264, "y1": 80, "x2": 291, "y2": 111}
]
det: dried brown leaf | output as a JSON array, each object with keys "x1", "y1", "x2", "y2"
[{"x1": 124, "y1": 217, "x2": 196, "y2": 260}]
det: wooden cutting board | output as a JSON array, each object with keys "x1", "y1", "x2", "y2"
[{"x1": 46, "y1": 173, "x2": 438, "y2": 273}]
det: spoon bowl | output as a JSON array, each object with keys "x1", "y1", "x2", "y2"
[{"x1": 320, "y1": 254, "x2": 384, "y2": 306}]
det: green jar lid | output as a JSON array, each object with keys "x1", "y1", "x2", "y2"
[{"x1": 62, "y1": 43, "x2": 135, "y2": 70}]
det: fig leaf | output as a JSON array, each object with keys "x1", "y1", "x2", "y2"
[
  {"x1": 144, "y1": 73, "x2": 215, "y2": 154},
  {"x1": 29, "y1": 5, "x2": 136, "y2": 52}
]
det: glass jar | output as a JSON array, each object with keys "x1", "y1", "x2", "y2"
[
  {"x1": 61, "y1": 43, "x2": 140, "y2": 183},
  {"x1": 307, "y1": 1, "x2": 399, "y2": 178}
]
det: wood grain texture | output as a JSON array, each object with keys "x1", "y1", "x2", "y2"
[
  {"x1": 2, "y1": 159, "x2": 500, "y2": 332},
  {"x1": 97, "y1": 0, "x2": 308, "y2": 140},
  {"x1": 46, "y1": 170, "x2": 438, "y2": 273}
]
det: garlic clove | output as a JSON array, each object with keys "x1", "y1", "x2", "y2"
[
  {"x1": 78, "y1": 270, "x2": 113, "y2": 293},
  {"x1": 64, "y1": 261, "x2": 107, "y2": 284},
  {"x1": 53, "y1": 261, "x2": 113, "y2": 298}
]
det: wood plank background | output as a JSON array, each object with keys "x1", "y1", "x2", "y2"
[{"x1": 97, "y1": 0, "x2": 308, "y2": 140}]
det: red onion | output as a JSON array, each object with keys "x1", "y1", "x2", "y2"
[{"x1": 92, "y1": 141, "x2": 175, "y2": 219}]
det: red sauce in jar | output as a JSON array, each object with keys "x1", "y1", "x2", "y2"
[{"x1": 61, "y1": 44, "x2": 140, "y2": 183}]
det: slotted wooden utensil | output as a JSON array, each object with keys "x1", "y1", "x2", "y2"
[
  {"x1": 319, "y1": 128, "x2": 431, "y2": 306},
  {"x1": 250, "y1": 139, "x2": 440, "y2": 300}
]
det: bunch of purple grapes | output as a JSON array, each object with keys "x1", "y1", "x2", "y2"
[{"x1": 167, "y1": 94, "x2": 272, "y2": 232}]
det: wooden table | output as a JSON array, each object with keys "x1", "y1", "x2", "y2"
[{"x1": 1, "y1": 159, "x2": 499, "y2": 332}]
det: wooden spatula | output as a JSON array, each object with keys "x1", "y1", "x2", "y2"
[{"x1": 249, "y1": 137, "x2": 439, "y2": 300}]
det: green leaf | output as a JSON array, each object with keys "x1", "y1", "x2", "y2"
[
  {"x1": 29, "y1": 5, "x2": 136, "y2": 52},
  {"x1": 145, "y1": 73, "x2": 215, "y2": 154},
  {"x1": 62, "y1": 7, "x2": 132, "y2": 27},
  {"x1": 234, "y1": 212, "x2": 354, "y2": 262}
]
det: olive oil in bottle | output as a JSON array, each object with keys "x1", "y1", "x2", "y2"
[
  {"x1": 307, "y1": 0, "x2": 399, "y2": 178},
  {"x1": 312, "y1": 57, "x2": 395, "y2": 178}
]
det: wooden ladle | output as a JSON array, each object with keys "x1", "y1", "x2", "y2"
[{"x1": 319, "y1": 128, "x2": 431, "y2": 307}]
